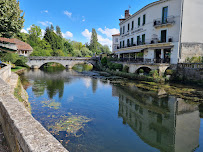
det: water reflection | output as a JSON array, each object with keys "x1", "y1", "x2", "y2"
[
  {"x1": 114, "y1": 85, "x2": 200, "y2": 152},
  {"x1": 21, "y1": 69, "x2": 202, "y2": 152}
]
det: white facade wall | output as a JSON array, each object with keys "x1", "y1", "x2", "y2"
[
  {"x1": 112, "y1": 35, "x2": 120, "y2": 53},
  {"x1": 119, "y1": 0, "x2": 182, "y2": 46},
  {"x1": 181, "y1": 0, "x2": 203, "y2": 43},
  {"x1": 117, "y1": 0, "x2": 183, "y2": 64}
]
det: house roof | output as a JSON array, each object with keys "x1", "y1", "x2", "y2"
[
  {"x1": 0, "y1": 37, "x2": 33, "y2": 51},
  {"x1": 112, "y1": 33, "x2": 120, "y2": 36}
]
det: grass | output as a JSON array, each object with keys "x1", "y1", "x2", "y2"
[{"x1": 11, "y1": 66, "x2": 26, "y2": 72}]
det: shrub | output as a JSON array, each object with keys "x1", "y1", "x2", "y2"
[
  {"x1": 114, "y1": 63, "x2": 123, "y2": 71},
  {"x1": 165, "y1": 69, "x2": 173, "y2": 75},
  {"x1": 101, "y1": 57, "x2": 107, "y2": 66},
  {"x1": 139, "y1": 69, "x2": 144, "y2": 73},
  {"x1": 123, "y1": 65, "x2": 129, "y2": 73},
  {"x1": 15, "y1": 59, "x2": 24, "y2": 66}
]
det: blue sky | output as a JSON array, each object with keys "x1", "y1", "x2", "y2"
[{"x1": 19, "y1": 0, "x2": 157, "y2": 49}]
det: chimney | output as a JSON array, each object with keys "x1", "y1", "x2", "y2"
[{"x1": 125, "y1": 10, "x2": 130, "y2": 18}]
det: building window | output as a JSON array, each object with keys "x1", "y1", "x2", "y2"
[
  {"x1": 143, "y1": 14, "x2": 146, "y2": 25},
  {"x1": 115, "y1": 38, "x2": 118, "y2": 43},
  {"x1": 120, "y1": 28, "x2": 122, "y2": 35},
  {"x1": 128, "y1": 23, "x2": 130, "y2": 31},
  {"x1": 162, "y1": 6, "x2": 168, "y2": 24},
  {"x1": 123, "y1": 41, "x2": 125, "y2": 47},
  {"x1": 132, "y1": 21, "x2": 134, "y2": 30},
  {"x1": 127, "y1": 39, "x2": 130, "y2": 47},
  {"x1": 142, "y1": 34, "x2": 145, "y2": 44},
  {"x1": 161, "y1": 30, "x2": 167, "y2": 43},
  {"x1": 120, "y1": 42, "x2": 122, "y2": 48},
  {"x1": 131, "y1": 38, "x2": 134, "y2": 46},
  {"x1": 123, "y1": 26, "x2": 125, "y2": 34},
  {"x1": 137, "y1": 36, "x2": 140, "y2": 45},
  {"x1": 138, "y1": 17, "x2": 140, "y2": 27}
]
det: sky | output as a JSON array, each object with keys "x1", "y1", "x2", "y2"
[{"x1": 19, "y1": 0, "x2": 157, "y2": 50}]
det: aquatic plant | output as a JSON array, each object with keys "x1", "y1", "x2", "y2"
[
  {"x1": 41, "y1": 100, "x2": 61, "y2": 109},
  {"x1": 48, "y1": 114, "x2": 92, "y2": 137}
]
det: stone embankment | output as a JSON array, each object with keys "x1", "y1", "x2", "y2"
[{"x1": 0, "y1": 64, "x2": 68, "y2": 152}]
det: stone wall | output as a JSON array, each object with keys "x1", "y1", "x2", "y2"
[
  {"x1": 0, "y1": 66, "x2": 68, "y2": 152},
  {"x1": 180, "y1": 43, "x2": 203, "y2": 63},
  {"x1": 176, "y1": 63, "x2": 203, "y2": 81},
  {"x1": 0, "y1": 64, "x2": 11, "y2": 81}
]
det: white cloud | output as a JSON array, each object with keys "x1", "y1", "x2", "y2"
[
  {"x1": 41, "y1": 29, "x2": 46, "y2": 37},
  {"x1": 98, "y1": 35, "x2": 112, "y2": 47},
  {"x1": 82, "y1": 29, "x2": 92, "y2": 40},
  {"x1": 41, "y1": 10, "x2": 48, "y2": 13},
  {"x1": 82, "y1": 16, "x2": 85, "y2": 22},
  {"x1": 21, "y1": 29, "x2": 28, "y2": 34},
  {"x1": 39, "y1": 21, "x2": 53, "y2": 26},
  {"x1": 62, "y1": 31, "x2": 73, "y2": 38},
  {"x1": 98, "y1": 27, "x2": 119, "y2": 38},
  {"x1": 81, "y1": 29, "x2": 112, "y2": 49},
  {"x1": 121, "y1": 15, "x2": 124, "y2": 18},
  {"x1": 64, "y1": 11, "x2": 72, "y2": 18}
]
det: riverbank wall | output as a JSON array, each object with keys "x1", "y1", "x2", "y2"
[
  {"x1": 173, "y1": 63, "x2": 203, "y2": 84},
  {"x1": 0, "y1": 64, "x2": 68, "y2": 152}
]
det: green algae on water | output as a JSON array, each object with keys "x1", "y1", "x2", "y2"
[
  {"x1": 48, "y1": 114, "x2": 92, "y2": 137},
  {"x1": 41, "y1": 99, "x2": 61, "y2": 109}
]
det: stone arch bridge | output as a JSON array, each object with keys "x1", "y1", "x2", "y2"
[{"x1": 26, "y1": 57, "x2": 98, "y2": 69}]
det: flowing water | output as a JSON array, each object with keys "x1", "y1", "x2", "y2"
[{"x1": 20, "y1": 68, "x2": 203, "y2": 152}]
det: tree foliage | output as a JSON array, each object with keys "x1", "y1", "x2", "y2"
[{"x1": 0, "y1": 0, "x2": 25, "y2": 38}]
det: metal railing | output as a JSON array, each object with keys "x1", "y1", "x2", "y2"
[
  {"x1": 118, "y1": 37, "x2": 173, "y2": 49},
  {"x1": 154, "y1": 16, "x2": 175, "y2": 27},
  {"x1": 113, "y1": 58, "x2": 170, "y2": 64}
]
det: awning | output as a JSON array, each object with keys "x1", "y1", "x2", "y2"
[{"x1": 115, "y1": 48, "x2": 144, "y2": 54}]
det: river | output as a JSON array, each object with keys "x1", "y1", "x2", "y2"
[{"x1": 19, "y1": 68, "x2": 203, "y2": 152}]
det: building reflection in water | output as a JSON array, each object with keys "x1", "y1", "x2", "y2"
[{"x1": 113, "y1": 85, "x2": 200, "y2": 152}]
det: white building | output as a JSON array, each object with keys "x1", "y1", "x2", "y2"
[
  {"x1": 112, "y1": 33, "x2": 120, "y2": 53},
  {"x1": 113, "y1": 0, "x2": 203, "y2": 64}
]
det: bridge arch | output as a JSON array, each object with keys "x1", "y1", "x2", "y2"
[{"x1": 136, "y1": 66, "x2": 152, "y2": 74}]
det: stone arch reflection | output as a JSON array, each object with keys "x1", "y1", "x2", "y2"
[{"x1": 114, "y1": 85, "x2": 200, "y2": 152}]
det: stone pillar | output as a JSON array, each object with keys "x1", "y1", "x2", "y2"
[
  {"x1": 161, "y1": 49, "x2": 164, "y2": 59},
  {"x1": 118, "y1": 54, "x2": 120, "y2": 59}
]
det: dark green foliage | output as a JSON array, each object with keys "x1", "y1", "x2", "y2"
[
  {"x1": 114, "y1": 63, "x2": 123, "y2": 71},
  {"x1": 0, "y1": 52, "x2": 27, "y2": 64},
  {"x1": 139, "y1": 69, "x2": 144, "y2": 73},
  {"x1": 89, "y1": 28, "x2": 98, "y2": 54},
  {"x1": 0, "y1": 0, "x2": 25, "y2": 38},
  {"x1": 101, "y1": 57, "x2": 107, "y2": 66},
  {"x1": 123, "y1": 65, "x2": 129, "y2": 73}
]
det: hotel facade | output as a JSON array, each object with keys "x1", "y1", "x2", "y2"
[{"x1": 113, "y1": 0, "x2": 203, "y2": 64}]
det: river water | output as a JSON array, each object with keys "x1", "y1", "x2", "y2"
[{"x1": 20, "y1": 68, "x2": 203, "y2": 152}]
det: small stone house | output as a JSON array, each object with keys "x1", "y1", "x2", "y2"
[{"x1": 0, "y1": 37, "x2": 33, "y2": 57}]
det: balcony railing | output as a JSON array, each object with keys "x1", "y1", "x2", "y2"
[
  {"x1": 118, "y1": 37, "x2": 173, "y2": 49},
  {"x1": 114, "y1": 58, "x2": 170, "y2": 64},
  {"x1": 154, "y1": 16, "x2": 175, "y2": 27}
]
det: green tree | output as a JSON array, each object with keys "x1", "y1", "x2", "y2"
[
  {"x1": 0, "y1": 0, "x2": 25, "y2": 38},
  {"x1": 27, "y1": 25, "x2": 42, "y2": 47},
  {"x1": 50, "y1": 24, "x2": 54, "y2": 31},
  {"x1": 63, "y1": 40, "x2": 74, "y2": 55},
  {"x1": 101, "y1": 45, "x2": 111, "y2": 54},
  {"x1": 56, "y1": 25, "x2": 62, "y2": 38},
  {"x1": 72, "y1": 49, "x2": 82, "y2": 57},
  {"x1": 89, "y1": 28, "x2": 98, "y2": 54},
  {"x1": 44, "y1": 26, "x2": 63, "y2": 56},
  {"x1": 80, "y1": 47, "x2": 93, "y2": 57}
]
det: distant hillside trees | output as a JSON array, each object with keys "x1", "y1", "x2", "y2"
[
  {"x1": 0, "y1": 0, "x2": 24, "y2": 38},
  {"x1": 16, "y1": 25, "x2": 111, "y2": 57}
]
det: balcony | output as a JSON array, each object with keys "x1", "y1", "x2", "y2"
[
  {"x1": 118, "y1": 37, "x2": 173, "y2": 50},
  {"x1": 114, "y1": 58, "x2": 170, "y2": 64},
  {"x1": 153, "y1": 16, "x2": 175, "y2": 28}
]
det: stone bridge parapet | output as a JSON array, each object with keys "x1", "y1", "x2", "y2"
[{"x1": 27, "y1": 56, "x2": 98, "y2": 69}]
